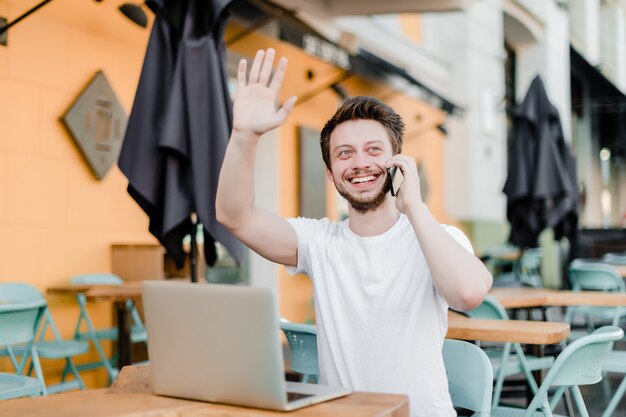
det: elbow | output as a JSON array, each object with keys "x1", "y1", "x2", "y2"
[
  {"x1": 453, "y1": 270, "x2": 493, "y2": 311},
  {"x1": 456, "y1": 291, "x2": 487, "y2": 311},
  {"x1": 215, "y1": 202, "x2": 237, "y2": 231}
]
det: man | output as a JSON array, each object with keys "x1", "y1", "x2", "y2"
[{"x1": 216, "y1": 48, "x2": 492, "y2": 417}]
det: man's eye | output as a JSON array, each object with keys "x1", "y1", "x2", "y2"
[
  {"x1": 339, "y1": 150, "x2": 351, "y2": 157},
  {"x1": 369, "y1": 146, "x2": 382, "y2": 152}
]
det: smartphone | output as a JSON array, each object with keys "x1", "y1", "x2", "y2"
[{"x1": 387, "y1": 166, "x2": 404, "y2": 197}]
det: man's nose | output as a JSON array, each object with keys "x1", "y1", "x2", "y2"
[{"x1": 352, "y1": 152, "x2": 372, "y2": 169}]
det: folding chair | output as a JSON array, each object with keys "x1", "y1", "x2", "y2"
[
  {"x1": 466, "y1": 295, "x2": 555, "y2": 406},
  {"x1": 495, "y1": 248, "x2": 543, "y2": 288},
  {"x1": 280, "y1": 321, "x2": 318, "y2": 383},
  {"x1": 564, "y1": 261, "x2": 626, "y2": 417},
  {"x1": 0, "y1": 299, "x2": 46, "y2": 399},
  {"x1": 69, "y1": 273, "x2": 147, "y2": 381},
  {"x1": 603, "y1": 252, "x2": 626, "y2": 265},
  {"x1": 443, "y1": 339, "x2": 493, "y2": 416},
  {"x1": 565, "y1": 261, "x2": 626, "y2": 341},
  {"x1": 0, "y1": 283, "x2": 88, "y2": 394},
  {"x1": 491, "y1": 326, "x2": 623, "y2": 417}
]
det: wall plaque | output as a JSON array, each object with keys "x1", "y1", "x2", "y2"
[{"x1": 62, "y1": 71, "x2": 127, "y2": 180}]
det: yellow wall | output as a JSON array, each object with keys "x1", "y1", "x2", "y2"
[{"x1": 0, "y1": 0, "x2": 154, "y2": 387}]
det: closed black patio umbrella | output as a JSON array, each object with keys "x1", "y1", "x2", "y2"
[
  {"x1": 503, "y1": 75, "x2": 578, "y2": 249},
  {"x1": 118, "y1": 0, "x2": 243, "y2": 281}
]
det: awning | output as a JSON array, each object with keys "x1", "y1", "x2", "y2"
[
  {"x1": 570, "y1": 46, "x2": 626, "y2": 159},
  {"x1": 269, "y1": 0, "x2": 472, "y2": 16},
  {"x1": 230, "y1": 0, "x2": 461, "y2": 115},
  {"x1": 570, "y1": 46, "x2": 625, "y2": 99}
]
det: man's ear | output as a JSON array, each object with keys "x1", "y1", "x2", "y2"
[{"x1": 325, "y1": 168, "x2": 334, "y2": 183}]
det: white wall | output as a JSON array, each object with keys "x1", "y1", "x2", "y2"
[{"x1": 424, "y1": 0, "x2": 508, "y2": 222}]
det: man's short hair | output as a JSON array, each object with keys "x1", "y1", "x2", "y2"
[{"x1": 320, "y1": 96, "x2": 405, "y2": 170}]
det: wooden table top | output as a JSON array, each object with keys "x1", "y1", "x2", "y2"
[
  {"x1": 490, "y1": 287, "x2": 626, "y2": 308},
  {"x1": 85, "y1": 283, "x2": 143, "y2": 303},
  {"x1": 446, "y1": 310, "x2": 570, "y2": 344},
  {"x1": 47, "y1": 281, "x2": 143, "y2": 301},
  {"x1": 3, "y1": 366, "x2": 409, "y2": 417}
]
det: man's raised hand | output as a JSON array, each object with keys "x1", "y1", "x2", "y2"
[{"x1": 232, "y1": 49, "x2": 297, "y2": 137}]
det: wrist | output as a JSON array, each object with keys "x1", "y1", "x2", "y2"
[
  {"x1": 231, "y1": 128, "x2": 261, "y2": 144},
  {"x1": 404, "y1": 201, "x2": 429, "y2": 220}
]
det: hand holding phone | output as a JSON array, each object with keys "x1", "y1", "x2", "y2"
[{"x1": 387, "y1": 166, "x2": 404, "y2": 196}]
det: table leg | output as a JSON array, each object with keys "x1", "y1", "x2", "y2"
[{"x1": 115, "y1": 301, "x2": 132, "y2": 370}]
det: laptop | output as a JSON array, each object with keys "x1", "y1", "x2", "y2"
[{"x1": 142, "y1": 281, "x2": 351, "y2": 411}]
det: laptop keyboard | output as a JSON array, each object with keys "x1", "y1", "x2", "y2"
[{"x1": 287, "y1": 392, "x2": 315, "y2": 402}]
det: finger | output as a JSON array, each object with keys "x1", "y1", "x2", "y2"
[
  {"x1": 275, "y1": 96, "x2": 298, "y2": 122},
  {"x1": 269, "y1": 57, "x2": 288, "y2": 92},
  {"x1": 248, "y1": 50, "x2": 265, "y2": 83},
  {"x1": 258, "y1": 48, "x2": 275, "y2": 85},
  {"x1": 237, "y1": 59, "x2": 247, "y2": 89}
]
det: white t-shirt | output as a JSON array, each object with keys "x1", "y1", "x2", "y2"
[{"x1": 286, "y1": 214, "x2": 473, "y2": 417}]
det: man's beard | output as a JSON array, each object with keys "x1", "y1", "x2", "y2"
[{"x1": 335, "y1": 174, "x2": 388, "y2": 214}]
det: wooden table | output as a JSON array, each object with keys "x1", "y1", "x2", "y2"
[
  {"x1": 490, "y1": 287, "x2": 626, "y2": 309},
  {"x1": 47, "y1": 282, "x2": 144, "y2": 370},
  {"x1": 3, "y1": 365, "x2": 409, "y2": 417},
  {"x1": 446, "y1": 310, "x2": 570, "y2": 344}
]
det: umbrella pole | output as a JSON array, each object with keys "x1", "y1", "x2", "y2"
[{"x1": 190, "y1": 213, "x2": 198, "y2": 283}]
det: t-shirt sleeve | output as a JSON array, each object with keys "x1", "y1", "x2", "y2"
[
  {"x1": 442, "y1": 224, "x2": 474, "y2": 254},
  {"x1": 284, "y1": 217, "x2": 328, "y2": 277}
]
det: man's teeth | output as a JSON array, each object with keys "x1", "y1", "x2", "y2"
[{"x1": 351, "y1": 175, "x2": 376, "y2": 184}]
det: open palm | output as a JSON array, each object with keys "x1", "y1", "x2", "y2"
[{"x1": 233, "y1": 49, "x2": 297, "y2": 136}]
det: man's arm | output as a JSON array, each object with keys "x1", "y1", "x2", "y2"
[
  {"x1": 216, "y1": 49, "x2": 298, "y2": 267},
  {"x1": 386, "y1": 156, "x2": 493, "y2": 311}
]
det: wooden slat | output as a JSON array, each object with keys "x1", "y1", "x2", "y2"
[
  {"x1": 85, "y1": 282, "x2": 143, "y2": 303},
  {"x1": 490, "y1": 287, "x2": 626, "y2": 308},
  {"x1": 447, "y1": 311, "x2": 570, "y2": 344}
]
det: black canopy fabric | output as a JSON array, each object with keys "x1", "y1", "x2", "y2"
[
  {"x1": 118, "y1": 0, "x2": 242, "y2": 269},
  {"x1": 503, "y1": 75, "x2": 578, "y2": 248}
]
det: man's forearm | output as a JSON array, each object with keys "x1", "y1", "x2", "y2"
[
  {"x1": 405, "y1": 203, "x2": 492, "y2": 311},
  {"x1": 215, "y1": 130, "x2": 260, "y2": 230}
]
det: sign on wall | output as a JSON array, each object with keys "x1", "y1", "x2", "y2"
[{"x1": 61, "y1": 71, "x2": 127, "y2": 180}]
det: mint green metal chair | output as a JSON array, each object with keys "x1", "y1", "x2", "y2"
[
  {"x1": 493, "y1": 248, "x2": 543, "y2": 288},
  {"x1": 280, "y1": 321, "x2": 318, "y2": 383},
  {"x1": 603, "y1": 252, "x2": 626, "y2": 265},
  {"x1": 466, "y1": 295, "x2": 555, "y2": 407},
  {"x1": 565, "y1": 261, "x2": 626, "y2": 341},
  {"x1": 0, "y1": 300, "x2": 47, "y2": 399},
  {"x1": 599, "y1": 349, "x2": 626, "y2": 417},
  {"x1": 69, "y1": 273, "x2": 147, "y2": 381},
  {"x1": 491, "y1": 326, "x2": 624, "y2": 417},
  {"x1": 0, "y1": 283, "x2": 88, "y2": 394},
  {"x1": 443, "y1": 339, "x2": 493, "y2": 416}
]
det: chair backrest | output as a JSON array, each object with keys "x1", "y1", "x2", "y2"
[
  {"x1": 71, "y1": 273, "x2": 123, "y2": 286},
  {"x1": 443, "y1": 339, "x2": 493, "y2": 416},
  {"x1": 465, "y1": 295, "x2": 509, "y2": 320},
  {"x1": 0, "y1": 283, "x2": 63, "y2": 341},
  {"x1": 550, "y1": 326, "x2": 622, "y2": 386},
  {"x1": 0, "y1": 282, "x2": 44, "y2": 304},
  {"x1": 603, "y1": 253, "x2": 626, "y2": 265},
  {"x1": 519, "y1": 248, "x2": 542, "y2": 273},
  {"x1": 280, "y1": 322, "x2": 318, "y2": 378},
  {"x1": 0, "y1": 300, "x2": 46, "y2": 346},
  {"x1": 524, "y1": 326, "x2": 624, "y2": 415},
  {"x1": 568, "y1": 262, "x2": 625, "y2": 292}
]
